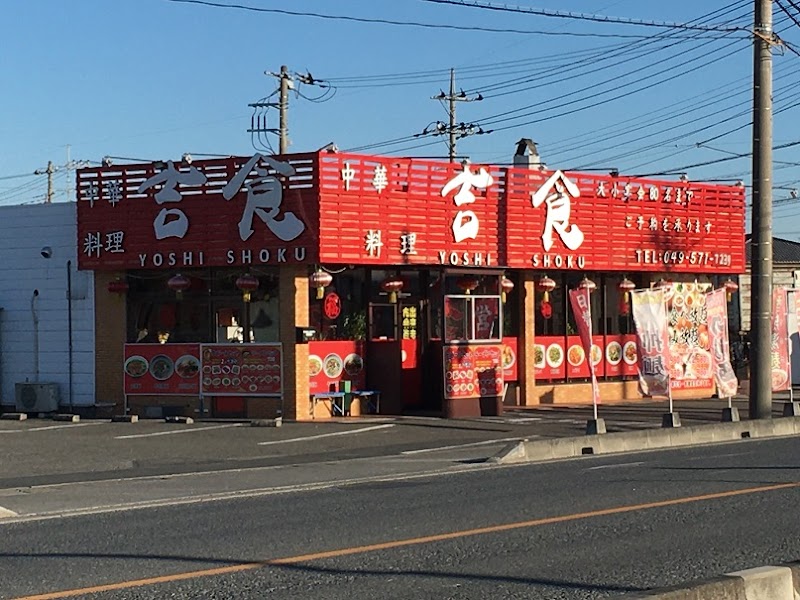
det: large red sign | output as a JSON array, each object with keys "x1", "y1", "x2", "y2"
[
  {"x1": 77, "y1": 154, "x2": 320, "y2": 270},
  {"x1": 77, "y1": 151, "x2": 744, "y2": 273}
]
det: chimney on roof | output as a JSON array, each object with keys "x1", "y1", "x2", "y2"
[{"x1": 514, "y1": 138, "x2": 545, "y2": 170}]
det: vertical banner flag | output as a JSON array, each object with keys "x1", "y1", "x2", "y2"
[
  {"x1": 772, "y1": 286, "x2": 792, "y2": 392},
  {"x1": 705, "y1": 288, "x2": 738, "y2": 398},
  {"x1": 568, "y1": 288, "x2": 600, "y2": 407},
  {"x1": 631, "y1": 289, "x2": 671, "y2": 397}
]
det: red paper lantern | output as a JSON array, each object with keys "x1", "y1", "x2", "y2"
[
  {"x1": 456, "y1": 275, "x2": 480, "y2": 295},
  {"x1": 381, "y1": 276, "x2": 404, "y2": 304},
  {"x1": 107, "y1": 279, "x2": 129, "y2": 294},
  {"x1": 500, "y1": 276, "x2": 514, "y2": 303},
  {"x1": 236, "y1": 273, "x2": 259, "y2": 303},
  {"x1": 309, "y1": 269, "x2": 333, "y2": 300},
  {"x1": 723, "y1": 278, "x2": 739, "y2": 302},
  {"x1": 537, "y1": 275, "x2": 556, "y2": 303},
  {"x1": 540, "y1": 300, "x2": 553, "y2": 319},
  {"x1": 578, "y1": 276, "x2": 597, "y2": 293},
  {"x1": 167, "y1": 273, "x2": 191, "y2": 300}
]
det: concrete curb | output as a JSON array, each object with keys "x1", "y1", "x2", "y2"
[
  {"x1": 491, "y1": 416, "x2": 800, "y2": 464},
  {"x1": 615, "y1": 562, "x2": 800, "y2": 599}
]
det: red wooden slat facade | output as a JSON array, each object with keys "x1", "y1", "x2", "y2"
[{"x1": 77, "y1": 151, "x2": 745, "y2": 274}]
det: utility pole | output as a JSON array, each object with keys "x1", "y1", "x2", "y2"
[
  {"x1": 278, "y1": 65, "x2": 290, "y2": 154},
  {"x1": 750, "y1": 0, "x2": 774, "y2": 420},
  {"x1": 249, "y1": 65, "x2": 317, "y2": 155},
  {"x1": 423, "y1": 68, "x2": 488, "y2": 162},
  {"x1": 34, "y1": 156, "x2": 91, "y2": 204},
  {"x1": 34, "y1": 161, "x2": 56, "y2": 203}
]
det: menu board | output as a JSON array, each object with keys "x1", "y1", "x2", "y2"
[
  {"x1": 443, "y1": 344, "x2": 504, "y2": 400},
  {"x1": 124, "y1": 343, "x2": 200, "y2": 395},
  {"x1": 200, "y1": 343, "x2": 283, "y2": 397},
  {"x1": 501, "y1": 336, "x2": 518, "y2": 381},
  {"x1": 308, "y1": 340, "x2": 366, "y2": 393}
]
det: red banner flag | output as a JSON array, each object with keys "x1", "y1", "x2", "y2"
[
  {"x1": 568, "y1": 288, "x2": 600, "y2": 407},
  {"x1": 771, "y1": 287, "x2": 791, "y2": 392}
]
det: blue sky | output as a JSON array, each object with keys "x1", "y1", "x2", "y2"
[{"x1": 2, "y1": 0, "x2": 799, "y2": 236}]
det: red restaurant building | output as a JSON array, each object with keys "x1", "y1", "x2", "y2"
[{"x1": 76, "y1": 149, "x2": 745, "y2": 420}]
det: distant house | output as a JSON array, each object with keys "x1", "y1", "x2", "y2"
[{"x1": 740, "y1": 235, "x2": 800, "y2": 332}]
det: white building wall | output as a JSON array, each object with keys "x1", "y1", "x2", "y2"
[{"x1": 0, "y1": 202, "x2": 95, "y2": 408}]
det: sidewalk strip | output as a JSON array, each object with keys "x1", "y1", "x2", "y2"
[
  {"x1": 257, "y1": 424, "x2": 394, "y2": 445},
  {"x1": 0, "y1": 506, "x2": 18, "y2": 518},
  {"x1": 115, "y1": 423, "x2": 243, "y2": 440}
]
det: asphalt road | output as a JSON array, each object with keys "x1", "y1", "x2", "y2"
[{"x1": 2, "y1": 436, "x2": 800, "y2": 599}]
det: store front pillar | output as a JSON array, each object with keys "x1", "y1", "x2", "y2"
[
  {"x1": 518, "y1": 270, "x2": 538, "y2": 406},
  {"x1": 94, "y1": 271, "x2": 126, "y2": 415},
  {"x1": 278, "y1": 266, "x2": 310, "y2": 420}
]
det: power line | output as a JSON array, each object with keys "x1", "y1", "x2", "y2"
[
  {"x1": 164, "y1": 0, "x2": 684, "y2": 37},
  {"x1": 416, "y1": 0, "x2": 746, "y2": 32}
]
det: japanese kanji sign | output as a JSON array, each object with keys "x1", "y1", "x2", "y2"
[{"x1": 77, "y1": 151, "x2": 745, "y2": 273}]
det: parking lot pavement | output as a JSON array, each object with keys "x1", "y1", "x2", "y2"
[{"x1": 0, "y1": 395, "x2": 794, "y2": 489}]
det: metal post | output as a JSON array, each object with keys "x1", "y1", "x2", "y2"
[
  {"x1": 749, "y1": 0, "x2": 774, "y2": 420},
  {"x1": 279, "y1": 65, "x2": 289, "y2": 154},
  {"x1": 67, "y1": 261, "x2": 73, "y2": 413}
]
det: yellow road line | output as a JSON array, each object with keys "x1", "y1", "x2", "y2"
[{"x1": 15, "y1": 480, "x2": 800, "y2": 600}]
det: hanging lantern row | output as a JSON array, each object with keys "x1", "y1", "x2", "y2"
[
  {"x1": 309, "y1": 268, "x2": 333, "y2": 300},
  {"x1": 500, "y1": 276, "x2": 514, "y2": 303},
  {"x1": 456, "y1": 275, "x2": 480, "y2": 295},
  {"x1": 107, "y1": 278, "x2": 129, "y2": 294},
  {"x1": 380, "y1": 275, "x2": 404, "y2": 304},
  {"x1": 723, "y1": 278, "x2": 739, "y2": 302},
  {"x1": 167, "y1": 273, "x2": 191, "y2": 300},
  {"x1": 235, "y1": 272, "x2": 259, "y2": 303}
]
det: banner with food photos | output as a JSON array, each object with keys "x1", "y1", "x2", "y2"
[
  {"x1": 308, "y1": 341, "x2": 366, "y2": 392},
  {"x1": 568, "y1": 288, "x2": 600, "y2": 405},
  {"x1": 663, "y1": 282, "x2": 715, "y2": 399},
  {"x1": 124, "y1": 343, "x2": 200, "y2": 395},
  {"x1": 771, "y1": 286, "x2": 792, "y2": 392},
  {"x1": 705, "y1": 288, "x2": 739, "y2": 398},
  {"x1": 631, "y1": 289, "x2": 671, "y2": 397}
]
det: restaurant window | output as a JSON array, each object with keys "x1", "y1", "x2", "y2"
[
  {"x1": 605, "y1": 274, "x2": 639, "y2": 335},
  {"x1": 125, "y1": 268, "x2": 280, "y2": 344},
  {"x1": 310, "y1": 268, "x2": 367, "y2": 341},
  {"x1": 535, "y1": 274, "x2": 566, "y2": 336},
  {"x1": 442, "y1": 273, "x2": 502, "y2": 343}
]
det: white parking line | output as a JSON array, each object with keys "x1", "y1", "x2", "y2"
[
  {"x1": 401, "y1": 437, "x2": 524, "y2": 455},
  {"x1": 257, "y1": 424, "x2": 394, "y2": 445},
  {"x1": 0, "y1": 422, "x2": 105, "y2": 434},
  {"x1": 586, "y1": 461, "x2": 645, "y2": 471},
  {"x1": 0, "y1": 506, "x2": 18, "y2": 519},
  {"x1": 115, "y1": 423, "x2": 244, "y2": 439}
]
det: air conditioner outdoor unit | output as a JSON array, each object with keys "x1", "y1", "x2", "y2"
[{"x1": 15, "y1": 383, "x2": 60, "y2": 413}]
